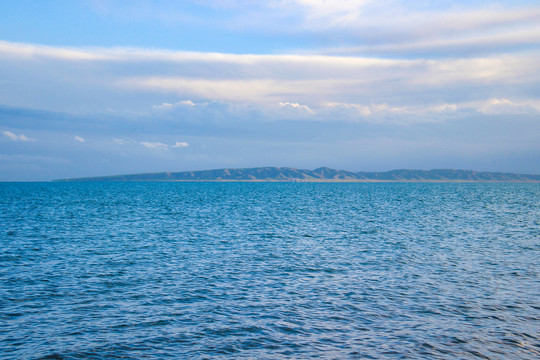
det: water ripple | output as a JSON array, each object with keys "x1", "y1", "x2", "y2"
[{"x1": 1, "y1": 182, "x2": 539, "y2": 359}]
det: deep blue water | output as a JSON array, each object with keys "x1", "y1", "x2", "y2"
[{"x1": 1, "y1": 182, "x2": 539, "y2": 359}]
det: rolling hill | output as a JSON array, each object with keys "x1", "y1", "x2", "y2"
[{"x1": 56, "y1": 167, "x2": 540, "y2": 182}]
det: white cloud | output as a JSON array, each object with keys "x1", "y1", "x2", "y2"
[
  {"x1": 469, "y1": 98, "x2": 540, "y2": 115},
  {"x1": 428, "y1": 103, "x2": 458, "y2": 113},
  {"x1": 173, "y1": 141, "x2": 189, "y2": 148},
  {"x1": 17, "y1": 134, "x2": 32, "y2": 142},
  {"x1": 0, "y1": 40, "x2": 113, "y2": 61},
  {"x1": 3, "y1": 131, "x2": 34, "y2": 142},
  {"x1": 3, "y1": 131, "x2": 18, "y2": 141},
  {"x1": 140, "y1": 141, "x2": 169, "y2": 150},
  {"x1": 278, "y1": 102, "x2": 314, "y2": 114},
  {"x1": 114, "y1": 138, "x2": 141, "y2": 145},
  {"x1": 178, "y1": 100, "x2": 195, "y2": 106},
  {"x1": 115, "y1": 138, "x2": 188, "y2": 149},
  {"x1": 146, "y1": 96, "x2": 540, "y2": 126},
  {"x1": 74, "y1": 135, "x2": 85, "y2": 143},
  {"x1": 319, "y1": 98, "x2": 540, "y2": 120},
  {"x1": 323, "y1": 102, "x2": 372, "y2": 116},
  {"x1": 482, "y1": 98, "x2": 513, "y2": 111},
  {"x1": 315, "y1": 102, "x2": 414, "y2": 123},
  {"x1": 153, "y1": 100, "x2": 196, "y2": 110},
  {"x1": 139, "y1": 140, "x2": 189, "y2": 150},
  {"x1": 153, "y1": 102, "x2": 173, "y2": 110}
]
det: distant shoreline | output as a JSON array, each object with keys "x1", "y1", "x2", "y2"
[
  {"x1": 54, "y1": 179, "x2": 540, "y2": 183},
  {"x1": 54, "y1": 167, "x2": 540, "y2": 183},
  {"x1": 54, "y1": 180, "x2": 540, "y2": 183}
]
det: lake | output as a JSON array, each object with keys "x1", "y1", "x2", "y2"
[{"x1": 1, "y1": 182, "x2": 539, "y2": 359}]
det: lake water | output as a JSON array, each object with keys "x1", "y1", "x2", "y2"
[{"x1": 1, "y1": 182, "x2": 539, "y2": 359}]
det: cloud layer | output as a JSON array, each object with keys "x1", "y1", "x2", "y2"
[{"x1": 1, "y1": 40, "x2": 539, "y2": 118}]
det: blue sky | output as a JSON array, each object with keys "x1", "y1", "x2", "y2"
[{"x1": 1, "y1": 0, "x2": 539, "y2": 180}]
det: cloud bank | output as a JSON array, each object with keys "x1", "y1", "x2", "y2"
[{"x1": 1, "y1": 40, "x2": 539, "y2": 119}]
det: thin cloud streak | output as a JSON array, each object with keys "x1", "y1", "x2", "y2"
[
  {"x1": 139, "y1": 140, "x2": 189, "y2": 150},
  {"x1": 81, "y1": 1, "x2": 540, "y2": 57},
  {"x1": 3, "y1": 131, "x2": 34, "y2": 142},
  {"x1": 322, "y1": 28, "x2": 540, "y2": 56},
  {"x1": 140, "y1": 141, "x2": 169, "y2": 150}
]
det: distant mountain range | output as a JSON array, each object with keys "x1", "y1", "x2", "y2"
[{"x1": 56, "y1": 167, "x2": 540, "y2": 182}]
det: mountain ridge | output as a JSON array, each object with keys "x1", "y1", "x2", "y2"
[{"x1": 55, "y1": 167, "x2": 540, "y2": 182}]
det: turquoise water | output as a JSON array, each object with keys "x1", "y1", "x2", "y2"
[{"x1": 1, "y1": 182, "x2": 539, "y2": 359}]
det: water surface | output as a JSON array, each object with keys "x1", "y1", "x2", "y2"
[{"x1": 1, "y1": 182, "x2": 539, "y2": 359}]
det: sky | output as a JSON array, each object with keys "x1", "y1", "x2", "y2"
[{"x1": 1, "y1": 0, "x2": 539, "y2": 180}]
